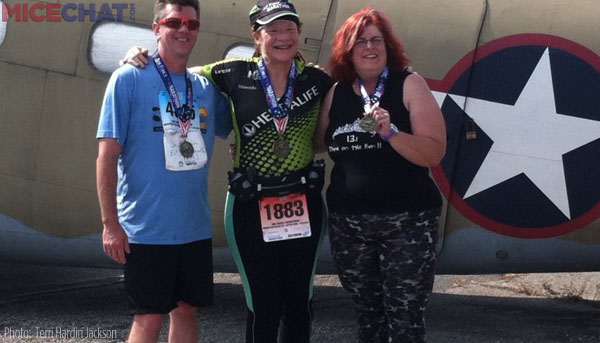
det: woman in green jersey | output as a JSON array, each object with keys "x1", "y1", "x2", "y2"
[{"x1": 122, "y1": 1, "x2": 333, "y2": 342}]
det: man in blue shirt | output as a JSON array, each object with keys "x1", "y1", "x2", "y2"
[{"x1": 96, "y1": 0, "x2": 230, "y2": 342}]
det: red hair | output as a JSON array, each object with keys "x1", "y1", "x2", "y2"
[{"x1": 329, "y1": 7, "x2": 409, "y2": 83}]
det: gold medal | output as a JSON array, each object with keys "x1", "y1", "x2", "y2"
[
  {"x1": 272, "y1": 137, "x2": 290, "y2": 159},
  {"x1": 180, "y1": 141, "x2": 195, "y2": 158},
  {"x1": 359, "y1": 115, "x2": 377, "y2": 132}
]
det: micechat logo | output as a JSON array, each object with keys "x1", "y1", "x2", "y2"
[{"x1": 1, "y1": 2, "x2": 135, "y2": 22}]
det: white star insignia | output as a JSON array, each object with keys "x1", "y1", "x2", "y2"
[{"x1": 433, "y1": 48, "x2": 600, "y2": 219}]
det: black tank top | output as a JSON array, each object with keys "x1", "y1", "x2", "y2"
[{"x1": 324, "y1": 71, "x2": 442, "y2": 214}]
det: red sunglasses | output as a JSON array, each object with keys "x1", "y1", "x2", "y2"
[{"x1": 158, "y1": 17, "x2": 201, "y2": 31}]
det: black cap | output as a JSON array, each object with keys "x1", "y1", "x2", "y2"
[{"x1": 249, "y1": 0, "x2": 299, "y2": 29}]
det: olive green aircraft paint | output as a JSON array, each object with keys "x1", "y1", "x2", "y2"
[{"x1": 1, "y1": 0, "x2": 600, "y2": 274}]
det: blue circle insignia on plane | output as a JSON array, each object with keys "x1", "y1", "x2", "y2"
[{"x1": 428, "y1": 34, "x2": 600, "y2": 238}]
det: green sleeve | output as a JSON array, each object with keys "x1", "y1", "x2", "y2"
[{"x1": 201, "y1": 63, "x2": 218, "y2": 87}]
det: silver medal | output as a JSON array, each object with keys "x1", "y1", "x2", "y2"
[
  {"x1": 272, "y1": 137, "x2": 290, "y2": 159},
  {"x1": 359, "y1": 116, "x2": 377, "y2": 132},
  {"x1": 180, "y1": 141, "x2": 195, "y2": 158}
]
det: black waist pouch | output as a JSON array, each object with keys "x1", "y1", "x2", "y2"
[{"x1": 227, "y1": 159, "x2": 325, "y2": 202}]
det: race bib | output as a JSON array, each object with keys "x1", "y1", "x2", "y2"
[
  {"x1": 259, "y1": 193, "x2": 311, "y2": 242},
  {"x1": 159, "y1": 91, "x2": 207, "y2": 171},
  {"x1": 162, "y1": 131, "x2": 207, "y2": 171}
]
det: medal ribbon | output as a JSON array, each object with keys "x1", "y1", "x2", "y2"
[
  {"x1": 257, "y1": 58, "x2": 298, "y2": 136},
  {"x1": 152, "y1": 52, "x2": 194, "y2": 137},
  {"x1": 358, "y1": 66, "x2": 389, "y2": 114}
]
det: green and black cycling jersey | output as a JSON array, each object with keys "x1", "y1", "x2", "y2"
[{"x1": 202, "y1": 57, "x2": 333, "y2": 178}]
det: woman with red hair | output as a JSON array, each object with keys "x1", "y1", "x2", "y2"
[{"x1": 315, "y1": 7, "x2": 446, "y2": 343}]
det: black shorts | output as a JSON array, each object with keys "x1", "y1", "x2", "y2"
[{"x1": 124, "y1": 239, "x2": 214, "y2": 315}]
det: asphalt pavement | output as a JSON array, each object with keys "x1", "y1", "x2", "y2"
[{"x1": 0, "y1": 262, "x2": 599, "y2": 342}]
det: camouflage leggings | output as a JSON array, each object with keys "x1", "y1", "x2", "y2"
[{"x1": 329, "y1": 209, "x2": 440, "y2": 343}]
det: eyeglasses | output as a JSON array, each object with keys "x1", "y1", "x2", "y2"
[
  {"x1": 354, "y1": 36, "x2": 384, "y2": 49},
  {"x1": 158, "y1": 17, "x2": 201, "y2": 31}
]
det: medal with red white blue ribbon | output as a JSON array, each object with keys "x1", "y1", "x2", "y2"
[
  {"x1": 257, "y1": 58, "x2": 298, "y2": 159},
  {"x1": 152, "y1": 52, "x2": 195, "y2": 158}
]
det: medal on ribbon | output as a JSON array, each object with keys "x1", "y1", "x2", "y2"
[
  {"x1": 257, "y1": 58, "x2": 298, "y2": 159},
  {"x1": 358, "y1": 66, "x2": 389, "y2": 132},
  {"x1": 359, "y1": 116, "x2": 378, "y2": 132},
  {"x1": 272, "y1": 136, "x2": 291, "y2": 159},
  {"x1": 153, "y1": 52, "x2": 195, "y2": 159},
  {"x1": 179, "y1": 140, "x2": 195, "y2": 158}
]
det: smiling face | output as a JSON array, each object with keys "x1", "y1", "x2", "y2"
[
  {"x1": 153, "y1": 4, "x2": 199, "y2": 63},
  {"x1": 253, "y1": 19, "x2": 299, "y2": 66},
  {"x1": 351, "y1": 24, "x2": 387, "y2": 81}
]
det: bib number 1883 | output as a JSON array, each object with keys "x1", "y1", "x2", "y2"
[
  {"x1": 259, "y1": 193, "x2": 311, "y2": 242},
  {"x1": 262, "y1": 200, "x2": 304, "y2": 220}
]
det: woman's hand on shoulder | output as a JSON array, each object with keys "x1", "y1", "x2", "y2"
[{"x1": 119, "y1": 46, "x2": 149, "y2": 68}]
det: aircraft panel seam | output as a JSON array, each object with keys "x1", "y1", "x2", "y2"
[{"x1": 31, "y1": 70, "x2": 49, "y2": 183}]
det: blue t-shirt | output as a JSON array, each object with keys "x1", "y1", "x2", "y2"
[{"x1": 97, "y1": 60, "x2": 232, "y2": 244}]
